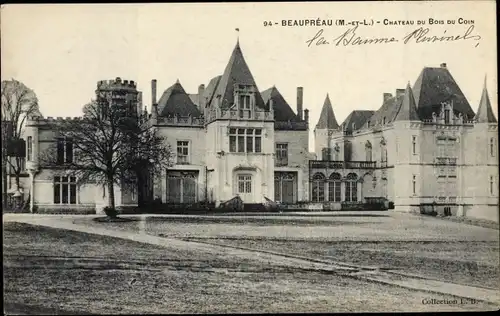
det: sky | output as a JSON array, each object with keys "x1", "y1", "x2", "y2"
[{"x1": 1, "y1": 2, "x2": 497, "y2": 150}]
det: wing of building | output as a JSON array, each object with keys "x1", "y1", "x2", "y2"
[{"x1": 21, "y1": 43, "x2": 498, "y2": 221}]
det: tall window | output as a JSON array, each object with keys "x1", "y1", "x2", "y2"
[
  {"x1": 382, "y1": 117, "x2": 386, "y2": 125},
  {"x1": 381, "y1": 146, "x2": 387, "y2": 167},
  {"x1": 54, "y1": 176, "x2": 77, "y2": 204},
  {"x1": 444, "y1": 109, "x2": 450, "y2": 124},
  {"x1": 238, "y1": 174, "x2": 252, "y2": 194},
  {"x1": 311, "y1": 173, "x2": 326, "y2": 202},
  {"x1": 490, "y1": 176, "x2": 495, "y2": 195},
  {"x1": 167, "y1": 172, "x2": 197, "y2": 203},
  {"x1": 412, "y1": 136, "x2": 417, "y2": 155},
  {"x1": 490, "y1": 138, "x2": 496, "y2": 157},
  {"x1": 328, "y1": 173, "x2": 341, "y2": 202},
  {"x1": 412, "y1": 175, "x2": 416, "y2": 195},
  {"x1": 229, "y1": 128, "x2": 262, "y2": 153},
  {"x1": 365, "y1": 141, "x2": 372, "y2": 162},
  {"x1": 275, "y1": 143, "x2": 288, "y2": 166},
  {"x1": 345, "y1": 173, "x2": 358, "y2": 202},
  {"x1": 56, "y1": 137, "x2": 73, "y2": 164},
  {"x1": 437, "y1": 179, "x2": 446, "y2": 199},
  {"x1": 177, "y1": 141, "x2": 189, "y2": 164},
  {"x1": 26, "y1": 136, "x2": 33, "y2": 161},
  {"x1": 238, "y1": 94, "x2": 251, "y2": 118},
  {"x1": 274, "y1": 172, "x2": 296, "y2": 203},
  {"x1": 437, "y1": 138, "x2": 457, "y2": 159}
]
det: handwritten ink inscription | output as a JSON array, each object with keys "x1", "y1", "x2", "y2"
[{"x1": 305, "y1": 25, "x2": 482, "y2": 48}]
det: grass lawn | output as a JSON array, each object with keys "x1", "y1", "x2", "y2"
[
  {"x1": 4, "y1": 221, "x2": 498, "y2": 314},
  {"x1": 187, "y1": 238, "x2": 499, "y2": 289}
]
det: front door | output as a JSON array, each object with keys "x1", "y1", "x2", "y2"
[{"x1": 237, "y1": 174, "x2": 253, "y2": 203}]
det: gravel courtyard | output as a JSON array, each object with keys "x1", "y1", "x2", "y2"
[{"x1": 3, "y1": 211, "x2": 499, "y2": 313}]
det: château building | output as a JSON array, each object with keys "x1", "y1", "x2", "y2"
[{"x1": 16, "y1": 40, "x2": 499, "y2": 221}]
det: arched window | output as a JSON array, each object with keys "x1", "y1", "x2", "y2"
[
  {"x1": 365, "y1": 141, "x2": 372, "y2": 162},
  {"x1": 311, "y1": 173, "x2": 326, "y2": 202},
  {"x1": 345, "y1": 173, "x2": 358, "y2": 202},
  {"x1": 380, "y1": 144, "x2": 387, "y2": 167},
  {"x1": 328, "y1": 173, "x2": 341, "y2": 202}
]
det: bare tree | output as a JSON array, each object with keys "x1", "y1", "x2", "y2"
[
  {"x1": 1, "y1": 79, "x2": 39, "y2": 209},
  {"x1": 39, "y1": 100, "x2": 173, "y2": 217}
]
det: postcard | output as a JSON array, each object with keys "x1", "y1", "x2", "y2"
[{"x1": 2, "y1": 1, "x2": 498, "y2": 314}]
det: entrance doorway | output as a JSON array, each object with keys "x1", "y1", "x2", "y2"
[{"x1": 237, "y1": 174, "x2": 253, "y2": 203}]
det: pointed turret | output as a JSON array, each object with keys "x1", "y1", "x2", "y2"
[
  {"x1": 208, "y1": 41, "x2": 266, "y2": 110},
  {"x1": 475, "y1": 76, "x2": 497, "y2": 123},
  {"x1": 315, "y1": 94, "x2": 339, "y2": 129},
  {"x1": 394, "y1": 82, "x2": 420, "y2": 121}
]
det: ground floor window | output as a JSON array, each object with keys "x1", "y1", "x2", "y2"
[
  {"x1": 344, "y1": 173, "x2": 358, "y2": 202},
  {"x1": 274, "y1": 172, "x2": 297, "y2": 203},
  {"x1": 238, "y1": 174, "x2": 252, "y2": 193},
  {"x1": 311, "y1": 173, "x2": 326, "y2": 202},
  {"x1": 166, "y1": 171, "x2": 198, "y2": 203},
  {"x1": 328, "y1": 173, "x2": 341, "y2": 202},
  {"x1": 54, "y1": 176, "x2": 77, "y2": 204}
]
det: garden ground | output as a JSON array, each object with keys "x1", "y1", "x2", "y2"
[{"x1": 3, "y1": 211, "x2": 499, "y2": 314}]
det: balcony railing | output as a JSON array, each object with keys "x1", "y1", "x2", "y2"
[
  {"x1": 309, "y1": 160, "x2": 376, "y2": 169},
  {"x1": 436, "y1": 196, "x2": 457, "y2": 203},
  {"x1": 157, "y1": 116, "x2": 204, "y2": 126},
  {"x1": 435, "y1": 157, "x2": 457, "y2": 165}
]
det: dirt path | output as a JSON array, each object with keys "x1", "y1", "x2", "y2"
[{"x1": 4, "y1": 215, "x2": 499, "y2": 305}]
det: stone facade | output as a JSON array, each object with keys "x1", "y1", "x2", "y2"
[{"x1": 13, "y1": 42, "x2": 499, "y2": 221}]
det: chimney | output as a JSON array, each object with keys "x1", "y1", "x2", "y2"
[
  {"x1": 440, "y1": 63, "x2": 447, "y2": 68},
  {"x1": 151, "y1": 103, "x2": 158, "y2": 120},
  {"x1": 383, "y1": 93, "x2": 392, "y2": 103},
  {"x1": 395, "y1": 89, "x2": 405, "y2": 98},
  {"x1": 304, "y1": 108, "x2": 309, "y2": 123},
  {"x1": 296, "y1": 87, "x2": 304, "y2": 120},
  {"x1": 198, "y1": 84, "x2": 205, "y2": 110},
  {"x1": 151, "y1": 79, "x2": 157, "y2": 106},
  {"x1": 137, "y1": 91, "x2": 143, "y2": 117}
]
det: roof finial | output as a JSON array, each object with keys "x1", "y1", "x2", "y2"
[
  {"x1": 235, "y1": 28, "x2": 240, "y2": 46},
  {"x1": 176, "y1": 78, "x2": 180, "y2": 84},
  {"x1": 484, "y1": 73, "x2": 487, "y2": 89}
]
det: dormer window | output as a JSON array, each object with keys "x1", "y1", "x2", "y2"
[
  {"x1": 444, "y1": 109, "x2": 451, "y2": 124},
  {"x1": 238, "y1": 94, "x2": 252, "y2": 118}
]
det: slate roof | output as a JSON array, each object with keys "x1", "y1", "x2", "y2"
[
  {"x1": 188, "y1": 94, "x2": 199, "y2": 107},
  {"x1": 261, "y1": 86, "x2": 300, "y2": 122},
  {"x1": 393, "y1": 82, "x2": 420, "y2": 121},
  {"x1": 315, "y1": 94, "x2": 339, "y2": 129},
  {"x1": 341, "y1": 110, "x2": 375, "y2": 132},
  {"x1": 412, "y1": 66, "x2": 475, "y2": 120},
  {"x1": 207, "y1": 42, "x2": 267, "y2": 110},
  {"x1": 475, "y1": 77, "x2": 497, "y2": 123},
  {"x1": 203, "y1": 75, "x2": 222, "y2": 108},
  {"x1": 157, "y1": 80, "x2": 202, "y2": 117},
  {"x1": 364, "y1": 94, "x2": 404, "y2": 128}
]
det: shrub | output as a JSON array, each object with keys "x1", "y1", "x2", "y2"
[{"x1": 103, "y1": 207, "x2": 118, "y2": 218}]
